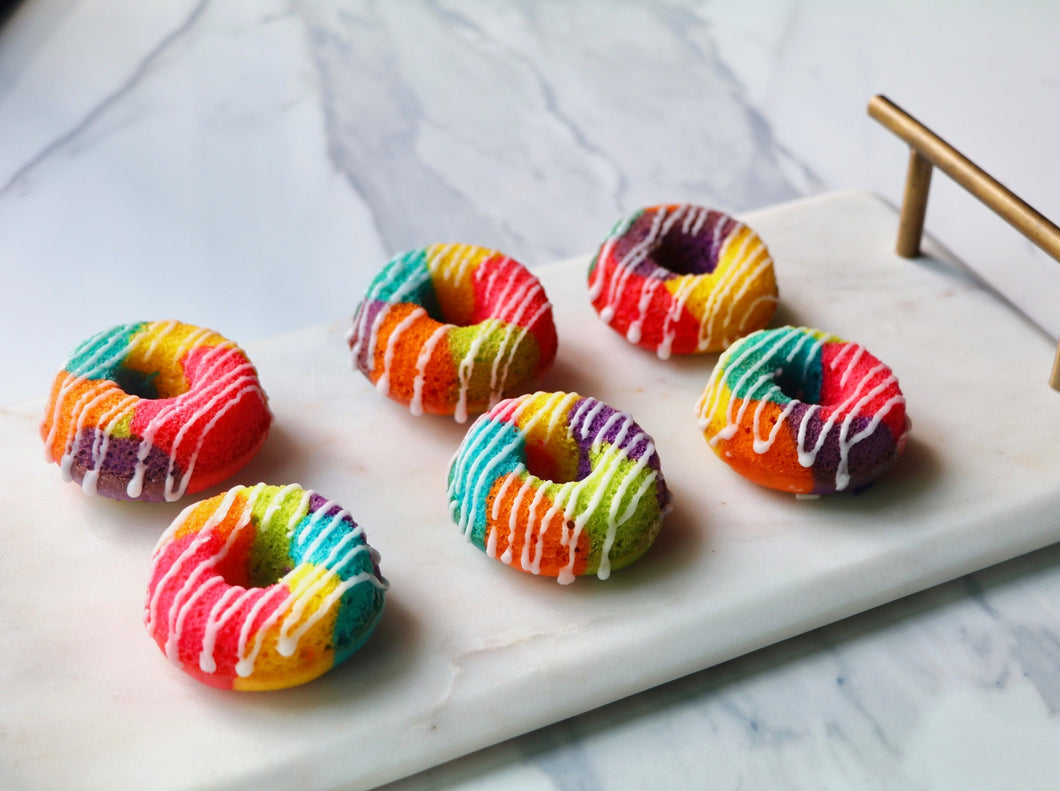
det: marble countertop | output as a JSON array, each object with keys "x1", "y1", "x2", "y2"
[{"x1": 3, "y1": 1, "x2": 1060, "y2": 789}]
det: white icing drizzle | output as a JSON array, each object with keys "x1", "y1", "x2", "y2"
[
  {"x1": 351, "y1": 245, "x2": 550, "y2": 422},
  {"x1": 410, "y1": 324, "x2": 448, "y2": 416},
  {"x1": 44, "y1": 322, "x2": 268, "y2": 501},
  {"x1": 448, "y1": 392, "x2": 667, "y2": 584},
  {"x1": 696, "y1": 327, "x2": 907, "y2": 491},
  {"x1": 376, "y1": 307, "x2": 427, "y2": 396},
  {"x1": 591, "y1": 206, "x2": 777, "y2": 357},
  {"x1": 145, "y1": 485, "x2": 388, "y2": 681}
]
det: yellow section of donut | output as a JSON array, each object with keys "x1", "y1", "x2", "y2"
[
  {"x1": 123, "y1": 321, "x2": 227, "y2": 399},
  {"x1": 516, "y1": 391, "x2": 581, "y2": 482},
  {"x1": 423, "y1": 243, "x2": 496, "y2": 325},
  {"x1": 232, "y1": 563, "x2": 342, "y2": 691},
  {"x1": 662, "y1": 222, "x2": 778, "y2": 351}
]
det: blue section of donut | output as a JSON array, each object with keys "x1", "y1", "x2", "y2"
[
  {"x1": 292, "y1": 492, "x2": 386, "y2": 664},
  {"x1": 65, "y1": 322, "x2": 144, "y2": 380},
  {"x1": 724, "y1": 327, "x2": 825, "y2": 406},
  {"x1": 448, "y1": 416, "x2": 526, "y2": 548},
  {"x1": 367, "y1": 248, "x2": 443, "y2": 318}
]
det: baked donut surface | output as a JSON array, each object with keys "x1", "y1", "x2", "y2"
[
  {"x1": 588, "y1": 204, "x2": 778, "y2": 357},
  {"x1": 145, "y1": 483, "x2": 387, "y2": 691},
  {"x1": 41, "y1": 320, "x2": 272, "y2": 502},
  {"x1": 696, "y1": 326, "x2": 909, "y2": 495},
  {"x1": 349, "y1": 244, "x2": 557, "y2": 422},
  {"x1": 448, "y1": 391, "x2": 671, "y2": 584}
]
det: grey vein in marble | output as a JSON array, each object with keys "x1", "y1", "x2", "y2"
[
  {"x1": 0, "y1": 0, "x2": 209, "y2": 197},
  {"x1": 294, "y1": 0, "x2": 807, "y2": 264}
]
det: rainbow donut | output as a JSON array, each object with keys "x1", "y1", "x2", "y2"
[
  {"x1": 145, "y1": 484, "x2": 388, "y2": 691},
  {"x1": 695, "y1": 326, "x2": 909, "y2": 495},
  {"x1": 588, "y1": 204, "x2": 778, "y2": 358},
  {"x1": 349, "y1": 244, "x2": 558, "y2": 423},
  {"x1": 41, "y1": 321, "x2": 272, "y2": 502},
  {"x1": 448, "y1": 391, "x2": 671, "y2": 584}
]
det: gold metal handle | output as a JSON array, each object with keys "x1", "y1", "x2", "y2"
[{"x1": 867, "y1": 95, "x2": 1060, "y2": 391}]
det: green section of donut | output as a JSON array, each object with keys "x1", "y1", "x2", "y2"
[
  {"x1": 447, "y1": 322, "x2": 543, "y2": 403},
  {"x1": 723, "y1": 326, "x2": 834, "y2": 406},
  {"x1": 580, "y1": 446, "x2": 664, "y2": 574},
  {"x1": 246, "y1": 485, "x2": 306, "y2": 587}
]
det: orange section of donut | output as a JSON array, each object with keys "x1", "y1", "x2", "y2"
[
  {"x1": 41, "y1": 373, "x2": 132, "y2": 462},
  {"x1": 708, "y1": 397, "x2": 815, "y2": 494},
  {"x1": 364, "y1": 302, "x2": 454, "y2": 408},
  {"x1": 485, "y1": 474, "x2": 590, "y2": 578}
]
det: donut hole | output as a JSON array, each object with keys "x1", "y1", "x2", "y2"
[
  {"x1": 422, "y1": 293, "x2": 463, "y2": 326},
  {"x1": 113, "y1": 366, "x2": 162, "y2": 400},
  {"x1": 651, "y1": 229, "x2": 718, "y2": 276},
  {"x1": 524, "y1": 436, "x2": 583, "y2": 484},
  {"x1": 213, "y1": 551, "x2": 256, "y2": 589},
  {"x1": 215, "y1": 550, "x2": 289, "y2": 590},
  {"x1": 773, "y1": 365, "x2": 822, "y2": 405}
]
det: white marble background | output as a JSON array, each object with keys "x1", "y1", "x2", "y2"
[{"x1": 3, "y1": 1, "x2": 1060, "y2": 789}]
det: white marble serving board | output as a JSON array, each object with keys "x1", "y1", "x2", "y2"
[{"x1": 2, "y1": 191, "x2": 1059, "y2": 791}]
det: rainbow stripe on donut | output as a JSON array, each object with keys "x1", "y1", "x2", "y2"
[
  {"x1": 588, "y1": 204, "x2": 778, "y2": 357},
  {"x1": 349, "y1": 244, "x2": 557, "y2": 422},
  {"x1": 448, "y1": 391, "x2": 671, "y2": 584},
  {"x1": 145, "y1": 484, "x2": 388, "y2": 691},
  {"x1": 695, "y1": 326, "x2": 909, "y2": 495},
  {"x1": 41, "y1": 321, "x2": 272, "y2": 502}
]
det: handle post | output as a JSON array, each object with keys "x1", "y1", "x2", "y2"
[{"x1": 868, "y1": 95, "x2": 1060, "y2": 390}]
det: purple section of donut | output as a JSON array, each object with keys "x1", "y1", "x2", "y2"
[
  {"x1": 789, "y1": 403, "x2": 901, "y2": 493},
  {"x1": 69, "y1": 429, "x2": 174, "y2": 501},
  {"x1": 349, "y1": 300, "x2": 387, "y2": 371},
  {"x1": 308, "y1": 492, "x2": 349, "y2": 521},
  {"x1": 610, "y1": 206, "x2": 737, "y2": 279},
  {"x1": 568, "y1": 397, "x2": 665, "y2": 507}
]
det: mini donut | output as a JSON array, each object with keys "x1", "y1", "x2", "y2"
[
  {"x1": 349, "y1": 244, "x2": 558, "y2": 423},
  {"x1": 695, "y1": 326, "x2": 909, "y2": 495},
  {"x1": 41, "y1": 321, "x2": 272, "y2": 502},
  {"x1": 145, "y1": 483, "x2": 388, "y2": 691},
  {"x1": 448, "y1": 391, "x2": 671, "y2": 584},
  {"x1": 588, "y1": 204, "x2": 778, "y2": 358}
]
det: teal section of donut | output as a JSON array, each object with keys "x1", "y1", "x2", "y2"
[
  {"x1": 448, "y1": 416, "x2": 526, "y2": 548},
  {"x1": 65, "y1": 322, "x2": 146, "y2": 380},
  {"x1": 368, "y1": 248, "x2": 443, "y2": 318},
  {"x1": 724, "y1": 327, "x2": 827, "y2": 406},
  {"x1": 246, "y1": 485, "x2": 386, "y2": 668},
  {"x1": 289, "y1": 495, "x2": 385, "y2": 666}
]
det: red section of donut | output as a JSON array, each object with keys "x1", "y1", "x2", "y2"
[
  {"x1": 590, "y1": 254, "x2": 700, "y2": 353},
  {"x1": 129, "y1": 344, "x2": 271, "y2": 494},
  {"x1": 147, "y1": 528, "x2": 291, "y2": 690},
  {"x1": 472, "y1": 252, "x2": 558, "y2": 369},
  {"x1": 820, "y1": 342, "x2": 907, "y2": 440}
]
